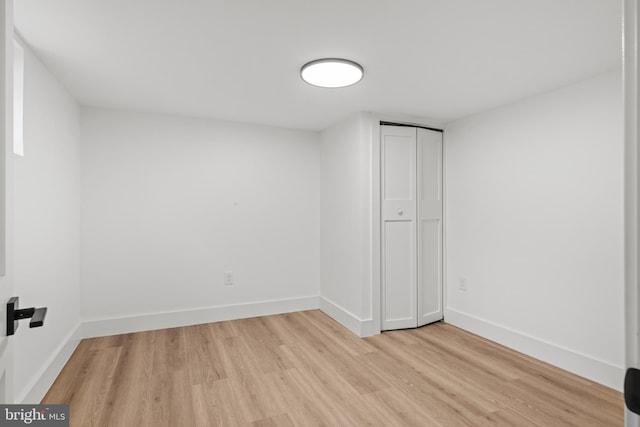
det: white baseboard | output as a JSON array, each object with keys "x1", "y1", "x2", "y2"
[
  {"x1": 18, "y1": 323, "x2": 83, "y2": 404},
  {"x1": 319, "y1": 296, "x2": 374, "y2": 337},
  {"x1": 82, "y1": 295, "x2": 320, "y2": 338},
  {"x1": 444, "y1": 308, "x2": 624, "y2": 392}
]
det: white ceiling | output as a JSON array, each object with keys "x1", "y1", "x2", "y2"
[{"x1": 14, "y1": 0, "x2": 622, "y2": 131}]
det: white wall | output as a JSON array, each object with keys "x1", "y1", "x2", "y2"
[
  {"x1": 80, "y1": 108, "x2": 320, "y2": 329},
  {"x1": 14, "y1": 43, "x2": 82, "y2": 402},
  {"x1": 445, "y1": 70, "x2": 624, "y2": 389},
  {"x1": 319, "y1": 113, "x2": 373, "y2": 335}
]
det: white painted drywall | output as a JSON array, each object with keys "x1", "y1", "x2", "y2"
[
  {"x1": 445, "y1": 70, "x2": 624, "y2": 388},
  {"x1": 80, "y1": 108, "x2": 320, "y2": 321},
  {"x1": 319, "y1": 113, "x2": 372, "y2": 332},
  {"x1": 13, "y1": 42, "x2": 82, "y2": 402}
]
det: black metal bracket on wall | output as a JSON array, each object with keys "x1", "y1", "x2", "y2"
[{"x1": 6, "y1": 297, "x2": 47, "y2": 336}]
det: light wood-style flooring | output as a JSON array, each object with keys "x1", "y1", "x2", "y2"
[{"x1": 42, "y1": 310, "x2": 623, "y2": 426}]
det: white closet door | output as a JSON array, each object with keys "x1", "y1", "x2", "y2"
[
  {"x1": 417, "y1": 128, "x2": 444, "y2": 326},
  {"x1": 381, "y1": 125, "x2": 417, "y2": 330}
]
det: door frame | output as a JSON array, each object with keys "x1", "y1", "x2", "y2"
[
  {"x1": 625, "y1": 0, "x2": 639, "y2": 425},
  {"x1": 0, "y1": 0, "x2": 15, "y2": 403},
  {"x1": 370, "y1": 114, "x2": 445, "y2": 335}
]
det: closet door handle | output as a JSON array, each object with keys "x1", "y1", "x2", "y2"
[{"x1": 397, "y1": 209, "x2": 403, "y2": 216}]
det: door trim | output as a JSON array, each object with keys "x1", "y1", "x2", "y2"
[{"x1": 624, "y1": 0, "x2": 639, "y2": 425}]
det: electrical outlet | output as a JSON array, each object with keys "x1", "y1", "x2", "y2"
[
  {"x1": 224, "y1": 271, "x2": 233, "y2": 286},
  {"x1": 459, "y1": 277, "x2": 468, "y2": 291}
]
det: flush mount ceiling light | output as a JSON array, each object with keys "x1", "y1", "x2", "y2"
[{"x1": 300, "y1": 58, "x2": 364, "y2": 88}]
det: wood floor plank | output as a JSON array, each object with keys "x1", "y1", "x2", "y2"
[
  {"x1": 251, "y1": 414, "x2": 295, "y2": 427},
  {"x1": 41, "y1": 339, "x2": 93, "y2": 403},
  {"x1": 234, "y1": 317, "x2": 298, "y2": 374},
  {"x1": 99, "y1": 331, "x2": 158, "y2": 427},
  {"x1": 280, "y1": 367, "x2": 373, "y2": 426},
  {"x1": 476, "y1": 409, "x2": 541, "y2": 427},
  {"x1": 512, "y1": 373, "x2": 623, "y2": 426},
  {"x1": 42, "y1": 310, "x2": 624, "y2": 426},
  {"x1": 250, "y1": 413, "x2": 295, "y2": 427},
  {"x1": 368, "y1": 332, "x2": 504, "y2": 416},
  {"x1": 278, "y1": 312, "x2": 392, "y2": 395},
  {"x1": 184, "y1": 323, "x2": 227, "y2": 385},
  {"x1": 65, "y1": 346, "x2": 121, "y2": 427},
  {"x1": 191, "y1": 379, "x2": 250, "y2": 427},
  {"x1": 363, "y1": 387, "x2": 445, "y2": 427},
  {"x1": 262, "y1": 368, "x2": 337, "y2": 426},
  {"x1": 409, "y1": 323, "x2": 525, "y2": 381},
  {"x1": 359, "y1": 348, "x2": 488, "y2": 426},
  {"x1": 297, "y1": 310, "x2": 377, "y2": 356},
  {"x1": 420, "y1": 323, "x2": 623, "y2": 426},
  {"x1": 152, "y1": 327, "x2": 187, "y2": 376}
]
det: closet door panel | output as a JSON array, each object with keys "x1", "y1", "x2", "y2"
[
  {"x1": 417, "y1": 128, "x2": 443, "y2": 326},
  {"x1": 383, "y1": 221, "x2": 416, "y2": 328},
  {"x1": 381, "y1": 131, "x2": 415, "y2": 221},
  {"x1": 383, "y1": 136, "x2": 413, "y2": 200},
  {"x1": 381, "y1": 126, "x2": 417, "y2": 330},
  {"x1": 419, "y1": 218, "x2": 441, "y2": 321}
]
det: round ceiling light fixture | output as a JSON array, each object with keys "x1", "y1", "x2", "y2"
[{"x1": 300, "y1": 58, "x2": 364, "y2": 88}]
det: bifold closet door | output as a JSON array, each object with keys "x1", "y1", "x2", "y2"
[
  {"x1": 381, "y1": 125, "x2": 443, "y2": 331},
  {"x1": 417, "y1": 128, "x2": 443, "y2": 326},
  {"x1": 381, "y1": 126, "x2": 418, "y2": 330}
]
